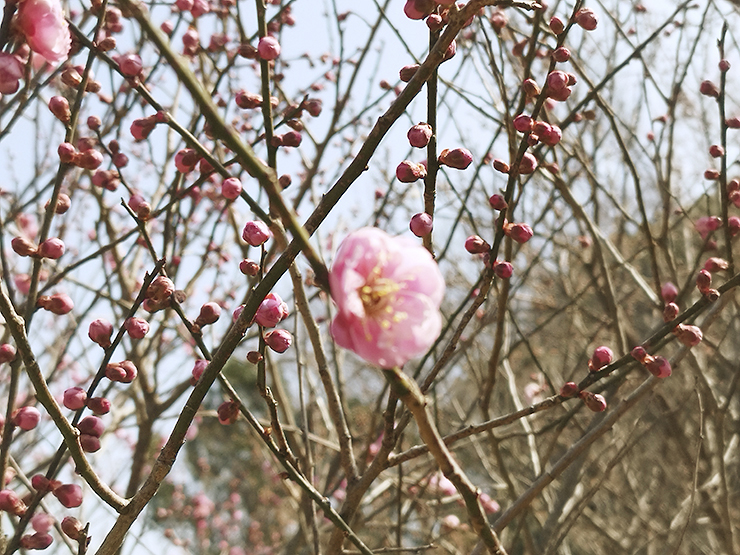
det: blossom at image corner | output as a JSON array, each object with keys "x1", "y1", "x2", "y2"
[
  {"x1": 16, "y1": 0, "x2": 71, "y2": 64},
  {"x1": 328, "y1": 227, "x2": 445, "y2": 369}
]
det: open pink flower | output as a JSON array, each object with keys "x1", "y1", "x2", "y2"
[
  {"x1": 329, "y1": 227, "x2": 445, "y2": 368},
  {"x1": 0, "y1": 54, "x2": 24, "y2": 95},
  {"x1": 16, "y1": 0, "x2": 71, "y2": 64}
]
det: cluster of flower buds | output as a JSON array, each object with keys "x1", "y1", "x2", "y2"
[
  {"x1": 63, "y1": 388, "x2": 110, "y2": 416},
  {"x1": 57, "y1": 139, "x2": 104, "y2": 170},
  {"x1": 143, "y1": 276, "x2": 175, "y2": 312},
  {"x1": 105, "y1": 360, "x2": 138, "y2": 383},
  {"x1": 631, "y1": 346, "x2": 672, "y2": 378},
  {"x1": 403, "y1": 0, "x2": 475, "y2": 35},
  {"x1": 20, "y1": 512, "x2": 54, "y2": 549},
  {"x1": 696, "y1": 269, "x2": 719, "y2": 300},
  {"x1": 271, "y1": 130, "x2": 302, "y2": 148},
  {"x1": 11, "y1": 237, "x2": 65, "y2": 259},
  {"x1": 31, "y1": 476, "x2": 82, "y2": 508},
  {"x1": 512, "y1": 114, "x2": 563, "y2": 147},
  {"x1": 76, "y1": 416, "x2": 105, "y2": 453},
  {"x1": 588, "y1": 346, "x2": 613, "y2": 372}
]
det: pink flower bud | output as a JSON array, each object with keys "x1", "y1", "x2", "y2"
[
  {"x1": 559, "y1": 382, "x2": 578, "y2": 397},
  {"x1": 87, "y1": 318, "x2": 113, "y2": 349},
  {"x1": 195, "y1": 302, "x2": 221, "y2": 326},
  {"x1": 409, "y1": 213, "x2": 433, "y2": 237},
  {"x1": 408, "y1": 123, "x2": 433, "y2": 148},
  {"x1": 574, "y1": 8, "x2": 598, "y2": 30},
  {"x1": 396, "y1": 160, "x2": 427, "y2": 182},
  {"x1": 700, "y1": 80, "x2": 719, "y2": 98},
  {"x1": 0, "y1": 344, "x2": 16, "y2": 364},
  {"x1": 45, "y1": 192, "x2": 71, "y2": 214},
  {"x1": 549, "y1": 16, "x2": 564, "y2": 34},
  {"x1": 78, "y1": 149, "x2": 103, "y2": 170},
  {"x1": 30, "y1": 513, "x2": 54, "y2": 534},
  {"x1": 79, "y1": 434, "x2": 101, "y2": 453},
  {"x1": 505, "y1": 222, "x2": 534, "y2": 244},
  {"x1": 493, "y1": 260, "x2": 513, "y2": 279},
  {"x1": 281, "y1": 130, "x2": 302, "y2": 147},
  {"x1": 589, "y1": 346, "x2": 613, "y2": 371},
  {"x1": 190, "y1": 359, "x2": 208, "y2": 385},
  {"x1": 118, "y1": 53, "x2": 143, "y2": 76},
  {"x1": 631, "y1": 345, "x2": 647, "y2": 362},
  {"x1": 547, "y1": 70, "x2": 569, "y2": 92},
  {"x1": 552, "y1": 46, "x2": 570, "y2": 63},
  {"x1": 489, "y1": 9, "x2": 507, "y2": 31},
  {"x1": 442, "y1": 39, "x2": 456, "y2": 62},
  {"x1": 239, "y1": 259, "x2": 260, "y2": 276},
  {"x1": 264, "y1": 329, "x2": 292, "y2": 353},
  {"x1": 20, "y1": 533, "x2": 53, "y2": 550},
  {"x1": 257, "y1": 36, "x2": 281, "y2": 60},
  {"x1": 660, "y1": 281, "x2": 678, "y2": 303},
  {"x1": 674, "y1": 324, "x2": 703, "y2": 347},
  {"x1": 86, "y1": 397, "x2": 111, "y2": 415},
  {"x1": 174, "y1": 148, "x2": 198, "y2": 173},
  {"x1": 130, "y1": 117, "x2": 157, "y2": 141},
  {"x1": 399, "y1": 64, "x2": 419, "y2": 82},
  {"x1": 255, "y1": 293, "x2": 288, "y2": 328},
  {"x1": 709, "y1": 144, "x2": 724, "y2": 158},
  {"x1": 0, "y1": 490, "x2": 27, "y2": 516},
  {"x1": 438, "y1": 148, "x2": 473, "y2": 169},
  {"x1": 304, "y1": 98, "x2": 322, "y2": 117},
  {"x1": 704, "y1": 169, "x2": 720, "y2": 180},
  {"x1": 488, "y1": 194, "x2": 507, "y2": 211},
  {"x1": 729, "y1": 216, "x2": 740, "y2": 236},
  {"x1": 147, "y1": 276, "x2": 175, "y2": 304},
  {"x1": 232, "y1": 304, "x2": 244, "y2": 322},
  {"x1": 12, "y1": 406, "x2": 41, "y2": 431},
  {"x1": 704, "y1": 257, "x2": 729, "y2": 272},
  {"x1": 465, "y1": 235, "x2": 490, "y2": 254},
  {"x1": 522, "y1": 78, "x2": 540, "y2": 97},
  {"x1": 125, "y1": 317, "x2": 149, "y2": 339},
  {"x1": 513, "y1": 114, "x2": 533, "y2": 133},
  {"x1": 645, "y1": 356, "x2": 671, "y2": 378},
  {"x1": 61, "y1": 516, "x2": 83, "y2": 540},
  {"x1": 39, "y1": 292, "x2": 74, "y2": 315},
  {"x1": 696, "y1": 269, "x2": 712, "y2": 291},
  {"x1": 77, "y1": 416, "x2": 104, "y2": 438},
  {"x1": 403, "y1": 0, "x2": 433, "y2": 20},
  {"x1": 242, "y1": 220, "x2": 271, "y2": 246},
  {"x1": 128, "y1": 194, "x2": 151, "y2": 220},
  {"x1": 11, "y1": 236, "x2": 38, "y2": 257},
  {"x1": 246, "y1": 351, "x2": 263, "y2": 364},
  {"x1": 58, "y1": 142, "x2": 76, "y2": 163},
  {"x1": 63, "y1": 387, "x2": 87, "y2": 411},
  {"x1": 49, "y1": 96, "x2": 71, "y2": 124},
  {"x1": 217, "y1": 400, "x2": 239, "y2": 425},
  {"x1": 663, "y1": 302, "x2": 679, "y2": 322},
  {"x1": 38, "y1": 237, "x2": 65, "y2": 259},
  {"x1": 426, "y1": 13, "x2": 444, "y2": 31},
  {"x1": 221, "y1": 177, "x2": 242, "y2": 200},
  {"x1": 539, "y1": 124, "x2": 562, "y2": 146},
  {"x1": 31, "y1": 475, "x2": 59, "y2": 493},
  {"x1": 579, "y1": 391, "x2": 607, "y2": 412},
  {"x1": 235, "y1": 90, "x2": 262, "y2": 109},
  {"x1": 53, "y1": 484, "x2": 82, "y2": 508},
  {"x1": 719, "y1": 59, "x2": 731, "y2": 72},
  {"x1": 518, "y1": 152, "x2": 538, "y2": 174}
]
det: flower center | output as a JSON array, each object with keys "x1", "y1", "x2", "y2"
[{"x1": 359, "y1": 277, "x2": 399, "y2": 317}]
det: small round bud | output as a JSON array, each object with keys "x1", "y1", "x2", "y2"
[
  {"x1": 645, "y1": 356, "x2": 671, "y2": 378},
  {"x1": 663, "y1": 302, "x2": 679, "y2": 322},
  {"x1": 549, "y1": 16, "x2": 564, "y2": 35},
  {"x1": 399, "y1": 64, "x2": 419, "y2": 82},
  {"x1": 61, "y1": 516, "x2": 83, "y2": 540},
  {"x1": 631, "y1": 346, "x2": 647, "y2": 362},
  {"x1": 257, "y1": 36, "x2": 281, "y2": 60},
  {"x1": 49, "y1": 96, "x2": 71, "y2": 124},
  {"x1": 221, "y1": 177, "x2": 242, "y2": 200},
  {"x1": 79, "y1": 434, "x2": 101, "y2": 453},
  {"x1": 246, "y1": 351, "x2": 263, "y2": 364},
  {"x1": 53, "y1": 484, "x2": 83, "y2": 508},
  {"x1": 674, "y1": 324, "x2": 703, "y2": 347},
  {"x1": 255, "y1": 293, "x2": 288, "y2": 328},
  {"x1": 709, "y1": 144, "x2": 724, "y2": 158},
  {"x1": 465, "y1": 235, "x2": 490, "y2": 254},
  {"x1": 12, "y1": 406, "x2": 41, "y2": 431},
  {"x1": 407, "y1": 123, "x2": 433, "y2": 148},
  {"x1": 492, "y1": 159, "x2": 510, "y2": 173},
  {"x1": 513, "y1": 114, "x2": 533, "y2": 133},
  {"x1": 195, "y1": 302, "x2": 221, "y2": 326},
  {"x1": 86, "y1": 397, "x2": 111, "y2": 415},
  {"x1": 559, "y1": 382, "x2": 578, "y2": 397},
  {"x1": 77, "y1": 416, "x2": 105, "y2": 438},
  {"x1": 190, "y1": 359, "x2": 208, "y2": 385},
  {"x1": 552, "y1": 46, "x2": 570, "y2": 63},
  {"x1": 217, "y1": 400, "x2": 239, "y2": 425},
  {"x1": 704, "y1": 257, "x2": 729, "y2": 272},
  {"x1": 0, "y1": 490, "x2": 27, "y2": 516},
  {"x1": 493, "y1": 260, "x2": 513, "y2": 279},
  {"x1": 0, "y1": 344, "x2": 16, "y2": 363},
  {"x1": 696, "y1": 269, "x2": 712, "y2": 292},
  {"x1": 700, "y1": 80, "x2": 720, "y2": 98},
  {"x1": 11, "y1": 236, "x2": 37, "y2": 257},
  {"x1": 589, "y1": 346, "x2": 613, "y2": 371},
  {"x1": 661, "y1": 282, "x2": 678, "y2": 303},
  {"x1": 264, "y1": 329, "x2": 293, "y2": 353},
  {"x1": 574, "y1": 8, "x2": 598, "y2": 30},
  {"x1": 242, "y1": 220, "x2": 271, "y2": 246},
  {"x1": 38, "y1": 237, "x2": 65, "y2": 259},
  {"x1": 63, "y1": 387, "x2": 87, "y2": 411},
  {"x1": 719, "y1": 59, "x2": 731, "y2": 72},
  {"x1": 125, "y1": 317, "x2": 149, "y2": 339},
  {"x1": 518, "y1": 153, "x2": 538, "y2": 174},
  {"x1": 239, "y1": 259, "x2": 260, "y2": 276},
  {"x1": 395, "y1": 160, "x2": 427, "y2": 183},
  {"x1": 488, "y1": 193, "x2": 507, "y2": 211},
  {"x1": 118, "y1": 53, "x2": 143, "y2": 76},
  {"x1": 409, "y1": 213, "x2": 433, "y2": 237}
]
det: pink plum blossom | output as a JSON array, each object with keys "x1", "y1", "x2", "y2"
[
  {"x1": 264, "y1": 329, "x2": 292, "y2": 353},
  {"x1": 16, "y1": 0, "x2": 71, "y2": 64},
  {"x1": 329, "y1": 227, "x2": 445, "y2": 368},
  {"x1": 242, "y1": 220, "x2": 271, "y2": 246},
  {"x1": 255, "y1": 293, "x2": 288, "y2": 328}
]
